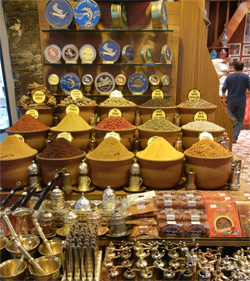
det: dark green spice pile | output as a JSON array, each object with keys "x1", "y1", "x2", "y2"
[
  {"x1": 138, "y1": 119, "x2": 180, "y2": 131},
  {"x1": 141, "y1": 98, "x2": 174, "y2": 107}
]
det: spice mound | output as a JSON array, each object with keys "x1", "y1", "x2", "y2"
[
  {"x1": 140, "y1": 98, "x2": 174, "y2": 107},
  {"x1": 182, "y1": 121, "x2": 224, "y2": 132},
  {"x1": 87, "y1": 137, "x2": 133, "y2": 160},
  {"x1": 0, "y1": 135, "x2": 37, "y2": 159},
  {"x1": 39, "y1": 138, "x2": 84, "y2": 158},
  {"x1": 136, "y1": 137, "x2": 184, "y2": 160},
  {"x1": 7, "y1": 115, "x2": 49, "y2": 132},
  {"x1": 51, "y1": 112, "x2": 91, "y2": 131},
  {"x1": 95, "y1": 117, "x2": 135, "y2": 130},
  {"x1": 178, "y1": 99, "x2": 217, "y2": 108},
  {"x1": 99, "y1": 97, "x2": 136, "y2": 107},
  {"x1": 138, "y1": 118, "x2": 180, "y2": 131},
  {"x1": 185, "y1": 139, "x2": 232, "y2": 158},
  {"x1": 58, "y1": 96, "x2": 96, "y2": 106}
]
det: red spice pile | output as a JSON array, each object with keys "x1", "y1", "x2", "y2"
[
  {"x1": 8, "y1": 115, "x2": 49, "y2": 131},
  {"x1": 95, "y1": 117, "x2": 135, "y2": 129},
  {"x1": 39, "y1": 138, "x2": 84, "y2": 158}
]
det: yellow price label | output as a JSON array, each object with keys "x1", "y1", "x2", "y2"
[
  {"x1": 104, "y1": 131, "x2": 121, "y2": 141},
  {"x1": 194, "y1": 111, "x2": 208, "y2": 121},
  {"x1": 199, "y1": 132, "x2": 214, "y2": 141},
  {"x1": 187, "y1": 89, "x2": 201, "y2": 100},
  {"x1": 66, "y1": 104, "x2": 80, "y2": 115},
  {"x1": 152, "y1": 109, "x2": 166, "y2": 119},
  {"x1": 152, "y1": 89, "x2": 164, "y2": 99},
  {"x1": 108, "y1": 108, "x2": 122, "y2": 117},
  {"x1": 70, "y1": 89, "x2": 83, "y2": 100},
  {"x1": 57, "y1": 132, "x2": 73, "y2": 142},
  {"x1": 25, "y1": 109, "x2": 39, "y2": 119},
  {"x1": 32, "y1": 91, "x2": 46, "y2": 104}
]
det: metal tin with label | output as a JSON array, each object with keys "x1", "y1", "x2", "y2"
[
  {"x1": 44, "y1": 44, "x2": 62, "y2": 63},
  {"x1": 48, "y1": 74, "x2": 59, "y2": 86},
  {"x1": 45, "y1": 0, "x2": 73, "y2": 29},
  {"x1": 99, "y1": 40, "x2": 120, "y2": 64},
  {"x1": 161, "y1": 45, "x2": 172, "y2": 63},
  {"x1": 122, "y1": 45, "x2": 135, "y2": 63},
  {"x1": 74, "y1": 0, "x2": 101, "y2": 29},
  {"x1": 62, "y1": 44, "x2": 79, "y2": 63},
  {"x1": 149, "y1": 74, "x2": 160, "y2": 91},
  {"x1": 151, "y1": 0, "x2": 168, "y2": 29},
  {"x1": 111, "y1": 3, "x2": 128, "y2": 29},
  {"x1": 128, "y1": 73, "x2": 148, "y2": 95},
  {"x1": 60, "y1": 72, "x2": 81, "y2": 94},
  {"x1": 79, "y1": 44, "x2": 96, "y2": 63},
  {"x1": 160, "y1": 74, "x2": 169, "y2": 92},
  {"x1": 141, "y1": 45, "x2": 153, "y2": 63},
  {"x1": 95, "y1": 72, "x2": 115, "y2": 95},
  {"x1": 82, "y1": 74, "x2": 93, "y2": 94},
  {"x1": 115, "y1": 74, "x2": 126, "y2": 90}
]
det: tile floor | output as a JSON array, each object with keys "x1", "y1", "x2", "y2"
[{"x1": 232, "y1": 130, "x2": 250, "y2": 187}]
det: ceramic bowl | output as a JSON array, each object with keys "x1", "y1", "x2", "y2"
[
  {"x1": 56, "y1": 105, "x2": 97, "y2": 123},
  {"x1": 86, "y1": 153, "x2": 134, "y2": 189},
  {"x1": 138, "y1": 127, "x2": 181, "y2": 149},
  {"x1": 17, "y1": 107, "x2": 54, "y2": 127},
  {"x1": 0, "y1": 259, "x2": 27, "y2": 281},
  {"x1": 94, "y1": 127, "x2": 136, "y2": 151},
  {"x1": 38, "y1": 239, "x2": 63, "y2": 260},
  {"x1": 177, "y1": 106, "x2": 217, "y2": 126},
  {"x1": 138, "y1": 106, "x2": 177, "y2": 123},
  {"x1": 36, "y1": 153, "x2": 85, "y2": 186},
  {"x1": 0, "y1": 152, "x2": 37, "y2": 189},
  {"x1": 29, "y1": 256, "x2": 61, "y2": 281},
  {"x1": 50, "y1": 128, "x2": 92, "y2": 151},
  {"x1": 6, "y1": 129, "x2": 49, "y2": 152},
  {"x1": 98, "y1": 105, "x2": 137, "y2": 124},
  {"x1": 184, "y1": 152, "x2": 233, "y2": 189},
  {"x1": 181, "y1": 127, "x2": 225, "y2": 149}
]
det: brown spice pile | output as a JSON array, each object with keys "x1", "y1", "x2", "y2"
[
  {"x1": 0, "y1": 135, "x2": 37, "y2": 159},
  {"x1": 87, "y1": 137, "x2": 133, "y2": 160},
  {"x1": 185, "y1": 139, "x2": 232, "y2": 158}
]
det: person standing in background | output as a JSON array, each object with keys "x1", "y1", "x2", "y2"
[{"x1": 222, "y1": 61, "x2": 250, "y2": 143}]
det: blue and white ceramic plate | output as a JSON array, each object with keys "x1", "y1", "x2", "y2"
[
  {"x1": 99, "y1": 40, "x2": 120, "y2": 63},
  {"x1": 60, "y1": 73, "x2": 81, "y2": 94},
  {"x1": 45, "y1": 0, "x2": 73, "y2": 29},
  {"x1": 128, "y1": 73, "x2": 148, "y2": 95}
]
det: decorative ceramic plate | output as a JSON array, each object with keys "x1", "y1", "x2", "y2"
[{"x1": 60, "y1": 72, "x2": 81, "y2": 94}]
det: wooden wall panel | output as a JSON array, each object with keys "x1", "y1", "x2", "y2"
[{"x1": 177, "y1": 0, "x2": 233, "y2": 143}]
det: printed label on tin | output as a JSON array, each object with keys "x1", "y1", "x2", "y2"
[
  {"x1": 122, "y1": 45, "x2": 135, "y2": 63},
  {"x1": 152, "y1": 109, "x2": 166, "y2": 119},
  {"x1": 128, "y1": 73, "x2": 148, "y2": 95},
  {"x1": 110, "y1": 90, "x2": 123, "y2": 98},
  {"x1": 108, "y1": 108, "x2": 122, "y2": 117},
  {"x1": 95, "y1": 72, "x2": 115, "y2": 94},
  {"x1": 66, "y1": 104, "x2": 80, "y2": 115},
  {"x1": 48, "y1": 74, "x2": 60, "y2": 85},
  {"x1": 26, "y1": 109, "x2": 39, "y2": 119},
  {"x1": 60, "y1": 73, "x2": 81, "y2": 94},
  {"x1": 57, "y1": 132, "x2": 73, "y2": 142},
  {"x1": 104, "y1": 131, "x2": 121, "y2": 141},
  {"x1": 82, "y1": 74, "x2": 93, "y2": 85},
  {"x1": 194, "y1": 111, "x2": 208, "y2": 121},
  {"x1": 44, "y1": 44, "x2": 61, "y2": 62},
  {"x1": 32, "y1": 91, "x2": 46, "y2": 104},
  {"x1": 80, "y1": 44, "x2": 96, "y2": 63},
  {"x1": 152, "y1": 89, "x2": 164, "y2": 99},
  {"x1": 99, "y1": 40, "x2": 120, "y2": 63},
  {"x1": 62, "y1": 44, "x2": 78, "y2": 62},
  {"x1": 188, "y1": 89, "x2": 201, "y2": 100},
  {"x1": 70, "y1": 89, "x2": 83, "y2": 100},
  {"x1": 115, "y1": 74, "x2": 126, "y2": 86}
]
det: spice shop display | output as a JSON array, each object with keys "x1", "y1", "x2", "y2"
[
  {"x1": 50, "y1": 112, "x2": 92, "y2": 151},
  {"x1": 0, "y1": 136, "x2": 38, "y2": 189},
  {"x1": 98, "y1": 97, "x2": 137, "y2": 124},
  {"x1": 6, "y1": 115, "x2": 49, "y2": 152},
  {"x1": 86, "y1": 137, "x2": 134, "y2": 188},
  {"x1": 37, "y1": 138, "x2": 85, "y2": 186},
  {"x1": 181, "y1": 120, "x2": 226, "y2": 149},
  {"x1": 138, "y1": 98, "x2": 177, "y2": 123},
  {"x1": 94, "y1": 117, "x2": 136, "y2": 151},
  {"x1": 177, "y1": 98, "x2": 217, "y2": 126},
  {"x1": 138, "y1": 118, "x2": 181, "y2": 149},
  {"x1": 184, "y1": 139, "x2": 233, "y2": 189}
]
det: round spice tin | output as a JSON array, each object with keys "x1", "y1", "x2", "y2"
[
  {"x1": 82, "y1": 74, "x2": 93, "y2": 85},
  {"x1": 149, "y1": 75, "x2": 160, "y2": 86},
  {"x1": 45, "y1": 0, "x2": 73, "y2": 29},
  {"x1": 122, "y1": 45, "x2": 135, "y2": 63},
  {"x1": 62, "y1": 44, "x2": 79, "y2": 63},
  {"x1": 141, "y1": 45, "x2": 154, "y2": 63},
  {"x1": 115, "y1": 74, "x2": 126, "y2": 86},
  {"x1": 160, "y1": 75, "x2": 169, "y2": 86},
  {"x1": 111, "y1": 3, "x2": 128, "y2": 29},
  {"x1": 79, "y1": 44, "x2": 96, "y2": 63},
  {"x1": 128, "y1": 73, "x2": 148, "y2": 95},
  {"x1": 48, "y1": 74, "x2": 60, "y2": 86},
  {"x1": 151, "y1": 0, "x2": 168, "y2": 29},
  {"x1": 95, "y1": 72, "x2": 115, "y2": 95},
  {"x1": 74, "y1": 0, "x2": 101, "y2": 29},
  {"x1": 60, "y1": 72, "x2": 81, "y2": 94},
  {"x1": 161, "y1": 45, "x2": 172, "y2": 63},
  {"x1": 44, "y1": 44, "x2": 62, "y2": 63},
  {"x1": 99, "y1": 40, "x2": 120, "y2": 63}
]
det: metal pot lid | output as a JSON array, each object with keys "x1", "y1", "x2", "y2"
[
  {"x1": 75, "y1": 193, "x2": 91, "y2": 211},
  {"x1": 63, "y1": 210, "x2": 78, "y2": 221},
  {"x1": 39, "y1": 210, "x2": 53, "y2": 220},
  {"x1": 111, "y1": 210, "x2": 125, "y2": 221},
  {"x1": 51, "y1": 186, "x2": 64, "y2": 198}
]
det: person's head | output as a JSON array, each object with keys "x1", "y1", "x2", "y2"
[{"x1": 234, "y1": 61, "x2": 244, "y2": 71}]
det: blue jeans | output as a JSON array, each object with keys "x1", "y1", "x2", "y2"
[{"x1": 227, "y1": 104, "x2": 246, "y2": 142}]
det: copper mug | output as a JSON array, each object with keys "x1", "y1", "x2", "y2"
[{"x1": 10, "y1": 208, "x2": 33, "y2": 235}]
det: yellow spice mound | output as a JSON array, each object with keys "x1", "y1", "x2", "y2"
[
  {"x1": 0, "y1": 135, "x2": 37, "y2": 159},
  {"x1": 136, "y1": 137, "x2": 184, "y2": 160},
  {"x1": 51, "y1": 112, "x2": 91, "y2": 131}
]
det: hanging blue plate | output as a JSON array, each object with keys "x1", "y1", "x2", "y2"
[
  {"x1": 45, "y1": 0, "x2": 73, "y2": 29},
  {"x1": 99, "y1": 40, "x2": 120, "y2": 63},
  {"x1": 74, "y1": 0, "x2": 101, "y2": 29},
  {"x1": 128, "y1": 73, "x2": 148, "y2": 95},
  {"x1": 60, "y1": 73, "x2": 81, "y2": 94}
]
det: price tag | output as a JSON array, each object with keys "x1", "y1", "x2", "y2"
[
  {"x1": 14, "y1": 134, "x2": 25, "y2": 142},
  {"x1": 244, "y1": 193, "x2": 250, "y2": 196},
  {"x1": 108, "y1": 108, "x2": 122, "y2": 117},
  {"x1": 104, "y1": 131, "x2": 121, "y2": 141},
  {"x1": 70, "y1": 89, "x2": 83, "y2": 100},
  {"x1": 225, "y1": 197, "x2": 231, "y2": 201},
  {"x1": 66, "y1": 104, "x2": 80, "y2": 115},
  {"x1": 167, "y1": 221, "x2": 176, "y2": 225},
  {"x1": 220, "y1": 193, "x2": 226, "y2": 196},
  {"x1": 187, "y1": 89, "x2": 201, "y2": 100},
  {"x1": 199, "y1": 132, "x2": 214, "y2": 141},
  {"x1": 194, "y1": 111, "x2": 208, "y2": 121},
  {"x1": 26, "y1": 109, "x2": 39, "y2": 119},
  {"x1": 139, "y1": 225, "x2": 148, "y2": 229},
  {"x1": 188, "y1": 200, "x2": 196, "y2": 207},
  {"x1": 152, "y1": 109, "x2": 166, "y2": 119},
  {"x1": 167, "y1": 215, "x2": 175, "y2": 221},
  {"x1": 152, "y1": 89, "x2": 164, "y2": 99},
  {"x1": 32, "y1": 91, "x2": 46, "y2": 104},
  {"x1": 57, "y1": 132, "x2": 73, "y2": 142},
  {"x1": 191, "y1": 215, "x2": 200, "y2": 221},
  {"x1": 137, "y1": 204, "x2": 145, "y2": 210},
  {"x1": 110, "y1": 90, "x2": 123, "y2": 98},
  {"x1": 164, "y1": 199, "x2": 173, "y2": 207},
  {"x1": 210, "y1": 204, "x2": 217, "y2": 208},
  {"x1": 147, "y1": 136, "x2": 159, "y2": 146},
  {"x1": 191, "y1": 221, "x2": 201, "y2": 225}
]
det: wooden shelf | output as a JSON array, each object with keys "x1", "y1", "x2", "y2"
[
  {"x1": 45, "y1": 63, "x2": 172, "y2": 67},
  {"x1": 42, "y1": 29, "x2": 173, "y2": 33}
]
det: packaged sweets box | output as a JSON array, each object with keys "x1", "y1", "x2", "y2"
[{"x1": 236, "y1": 201, "x2": 250, "y2": 238}]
